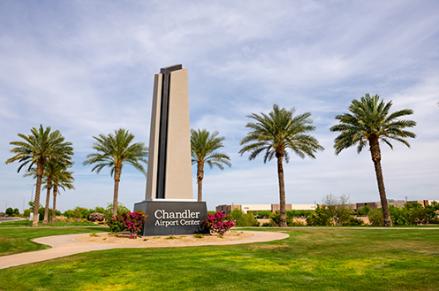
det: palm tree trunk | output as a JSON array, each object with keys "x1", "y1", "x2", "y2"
[
  {"x1": 112, "y1": 166, "x2": 121, "y2": 217},
  {"x1": 369, "y1": 138, "x2": 392, "y2": 227},
  {"x1": 51, "y1": 184, "x2": 58, "y2": 223},
  {"x1": 43, "y1": 177, "x2": 52, "y2": 224},
  {"x1": 276, "y1": 154, "x2": 287, "y2": 227},
  {"x1": 33, "y1": 162, "x2": 44, "y2": 227},
  {"x1": 197, "y1": 161, "x2": 204, "y2": 202}
]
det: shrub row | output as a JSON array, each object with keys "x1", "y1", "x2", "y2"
[{"x1": 368, "y1": 203, "x2": 439, "y2": 226}]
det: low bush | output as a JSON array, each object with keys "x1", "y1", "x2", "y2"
[
  {"x1": 88, "y1": 212, "x2": 105, "y2": 222},
  {"x1": 230, "y1": 210, "x2": 259, "y2": 226},
  {"x1": 368, "y1": 208, "x2": 383, "y2": 226},
  {"x1": 365, "y1": 202, "x2": 439, "y2": 226},
  {"x1": 357, "y1": 206, "x2": 370, "y2": 216},
  {"x1": 61, "y1": 205, "x2": 129, "y2": 222},
  {"x1": 108, "y1": 215, "x2": 125, "y2": 233},
  {"x1": 290, "y1": 218, "x2": 306, "y2": 226},
  {"x1": 390, "y1": 202, "x2": 439, "y2": 225},
  {"x1": 344, "y1": 217, "x2": 364, "y2": 226},
  {"x1": 108, "y1": 211, "x2": 145, "y2": 238},
  {"x1": 270, "y1": 213, "x2": 308, "y2": 226},
  {"x1": 306, "y1": 195, "x2": 356, "y2": 226},
  {"x1": 63, "y1": 207, "x2": 92, "y2": 219},
  {"x1": 270, "y1": 213, "x2": 288, "y2": 226},
  {"x1": 205, "y1": 211, "x2": 235, "y2": 236},
  {"x1": 104, "y1": 204, "x2": 130, "y2": 222},
  {"x1": 306, "y1": 205, "x2": 332, "y2": 226},
  {"x1": 123, "y1": 211, "x2": 145, "y2": 238},
  {"x1": 287, "y1": 210, "x2": 314, "y2": 218},
  {"x1": 250, "y1": 210, "x2": 272, "y2": 219}
]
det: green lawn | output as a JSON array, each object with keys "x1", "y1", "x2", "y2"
[
  {"x1": 0, "y1": 223, "x2": 107, "y2": 256},
  {"x1": 0, "y1": 220, "x2": 98, "y2": 227},
  {"x1": 0, "y1": 228, "x2": 438, "y2": 290}
]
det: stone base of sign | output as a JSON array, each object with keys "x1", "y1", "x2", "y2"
[{"x1": 134, "y1": 200, "x2": 208, "y2": 236}]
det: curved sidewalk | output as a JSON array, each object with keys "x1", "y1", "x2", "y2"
[{"x1": 0, "y1": 231, "x2": 288, "y2": 270}]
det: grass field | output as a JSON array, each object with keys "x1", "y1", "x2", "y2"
[
  {"x1": 0, "y1": 221, "x2": 106, "y2": 256},
  {"x1": 0, "y1": 227, "x2": 438, "y2": 290},
  {"x1": 0, "y1": 220, "x2": 97, "y2": 227}
]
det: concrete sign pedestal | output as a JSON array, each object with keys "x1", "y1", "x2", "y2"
[{"x1": 134, "y1": 200, "x2": 208, "y2": 235}]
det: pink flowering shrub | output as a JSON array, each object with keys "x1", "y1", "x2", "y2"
[
  {"x1": 122, "y1": 211, "x2": 146, "y2": 239},
  {"x1": 205, "y1": 211, "x2": 235, "y2": 236}
]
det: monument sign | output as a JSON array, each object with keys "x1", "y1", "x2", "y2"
[{"x1": 135, "y1": 65, "x2": 208, "y2": 235}]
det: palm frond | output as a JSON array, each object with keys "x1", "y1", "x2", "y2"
[
  {"x1": 84, "y1": 128, "x2": 148, "y2": 177},
  {"x1": 240, "y1": 104, "x2": 323, "y2": 163},
  {"x1": 191, "y1": 128, "x2": 231, "y2": 169},
  {"x1": 331, "y1": 94, "x2": 415, "y2": 154}
]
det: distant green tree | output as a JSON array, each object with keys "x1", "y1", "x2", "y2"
[
  {"x1": 191, "y1": 129, "x2": 231, "y2": 202},
  {"x1": 331, "y1": 94, "x2": 416, "y2": 226},
  {"x1": 240, "y1": 105, "x2": 323, "y2": 227},
  {"x1": 5, "y1": 208, "x2": 13, "y2": 216},
  {"x1": 84, "y1": 129, "x2": 147, "y2": 217}
]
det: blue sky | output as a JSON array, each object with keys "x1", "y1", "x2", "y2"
[{"x1": 1, "y1": 0, "x2": 438, "y2": 211}]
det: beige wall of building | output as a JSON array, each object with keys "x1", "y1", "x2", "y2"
[
  {"x1": 216, "y1": 203, "x2": 316, "y2": 214},
  {"x1": 291, "y1": 204, "x2": 317, "y2": 211},
  {"x1": 242, "y1": 204, "x2": 272, "y2": 213}
]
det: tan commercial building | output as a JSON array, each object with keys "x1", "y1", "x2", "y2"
[
  {"x1": 215, "y1": 204, "x2": 242, "y2": 214},
  {"x1": 356, "y1": 199, "x2": 437, "y2": 210},
  {"x1": 217, "y1": 199, "x2": 438, "y2": 215},
  {"x1": 216, "y1": 203, "x2": 316, "y2": 214}
]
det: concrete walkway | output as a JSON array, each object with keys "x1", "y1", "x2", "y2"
[{"x1": 0, "y1": 231, "x2": 288, "y2": 270}]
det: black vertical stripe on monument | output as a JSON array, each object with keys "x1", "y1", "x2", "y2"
[{"x1": 156, "y1": 64, "x2": 183, "y2": 199}]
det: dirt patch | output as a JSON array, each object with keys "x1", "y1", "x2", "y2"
[{"x1": 78, "y1": 231, "x2": 254, "y2": 247}]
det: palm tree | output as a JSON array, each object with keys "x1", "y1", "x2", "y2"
[
  {"x1": 330, "y1": 94, "x2": 416, "y2": 226},
  {"x1": 51, "y1": 168, "x2": 74, "y2": 223},
  {"x1": 5, "y1": 125, "x2": 73, "y2": 226},
  {"x1": 24, "y1": 168, "x2": 51, "y2": 223},
  {"x1": 44, "y1": 161, "x2": 73, "y2": 223},
  {"x1": 84, "y1": 129, "x2": 147, "y2": 217},
  {"x1": 240, "y1": 105, "x2": 323, "y2": 227},
  {"x1": 191, "y1": 129, "x2": 231, "y2": 202},
  {"x1": 42, "y1": 172, "x2": 53, "y2": 224},
  {"x1": 25, "y1": 160, "x2": 73, "y2": 224}
]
